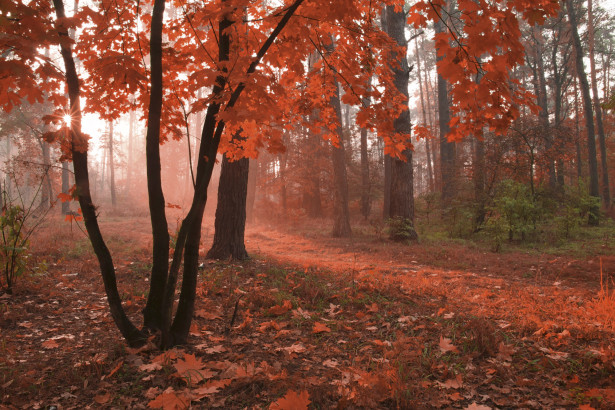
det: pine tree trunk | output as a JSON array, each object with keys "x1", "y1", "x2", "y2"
[
  {"x1": 435, "y1": 14, "x2": 456, "y2": 204},
  {"x1": 61, "y1": 162, "x2": 70, "y2": 214},
  {"x1": 384, "y1": 4, "x2": 417, "y2": 240},
  {"x1": 246, "y1": 158, "x2": 257, "y2": 222},
  {"x1": 415, "y1": 38, "x2": 434, "y2": 191},
  {"x1": 330, "y1": 80, "x2": 352, "y2": 237},
  {"x1": 566, "y1": 0, "x2": 601, "y2": 225},
  {"x1": 108, "y1": 120, "x2": 117, "y2": 208},
  {"x1": 588, "y1": 0, "x2": 611, "y2": 207}
]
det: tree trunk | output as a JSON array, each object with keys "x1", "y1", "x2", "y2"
[
  {"x1": 435, "y1": 14, "x2": 456, "y2": 204},
  {"x1": 330, "y1": 80, "x2": 352, "y2": 237},
  {"x1": 39, "y1": 141, "x2": 52, "y2": 210},
  {"x1": 566, "y1": 0, "x2": 601, "y2": 225},
  {"x1": 534, "y1": 25, "x2": 556, "y2": 189},
  {"x1": 588, "y1": 0, "x2": 611, "y2": 207},
  {"x1": 108, "y1": 120, "x2": 117, "y2": 208},
  {"x1": 246, "y1": 158, "x2": 257, "y2": 223},
  {"x1": 574, "y1": 77, "x2": 583, "y2": 179},
  {"x1": 415, "y1": 38, "x2": 434, "y2": 191},
  {"x1": 384, "y1": 4, "x2": 417, "y2": 240},
  {"x1": 61, "y1": 162, "x2": 70, "y2": 215},
  {"x1": 360, "y1": 79, "x2": 371, "y2": 219},
  {"x1": 142, "y1": 0, "x2": 170, "y2": 331},
  {"x1": 206, "y1": 154, "x2": 249, "y2": 260},
  {"x1": 52, "y1": 0, "x2": 144, "y2": 347}
]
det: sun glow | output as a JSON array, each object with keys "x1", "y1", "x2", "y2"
[{"x1": 63, "y1": 114, "x2": 72, "y2": 126}]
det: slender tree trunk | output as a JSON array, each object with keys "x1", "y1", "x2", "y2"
[
  {"x1": 52, "y1": 0, "x2": 144, "y2": 346},
  {"x1": 435, "y1": 14, "x2": 456, "y2": 204},
  {"x1": 575, "y1": 76, "x2": 583, "y2": 179},
  {"x1": 61, "y1": 162, "x2": 70, "y2": 214},
  {"x1": 384, "y1": 4, "x2": 417, "y2": 240},
  {"x1": 415, "y1": 38, "x2": 434, "y2": 191},
  {"x1": 360, "y1": 80, "x2": 371, "y2": 219},
  {"x1": 588, "y1": 0, "x2": 611, "y2": 207},
  {"x1": 108, "y1": 120, "x2": 117, "y2": 208},
  {"x1": 39, "y1": 141, "x2": 52, "y2": 210},
  {"x1": 330, "y1": 80, "x2": 352, "y2": 237},
  {"x1": 127, "y1": 105, "x2": 135, "y2": 189},
  {"x1": 534, "y1": 25, "x2": 556, "y2": 188},
  {"x1": 246, "y1": 158, "x2": 257, "y2": 222},
  {"x1": 206, "y1": 154, "x2": 249, "y2": 260},
  {"x1": 142, "y1": 0, "x2": 170, "y2": 331},
  {"x1": 566, "y1": 0, "x2": 601, "y2": 224}
]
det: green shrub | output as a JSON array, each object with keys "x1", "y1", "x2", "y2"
[
  {"x1": 486, "y1": 179, "x2": 539, "y2": 242},
  {"x1": 386, "y1": 216, "x2": 418, "y2": 242},
  {"x1": 0, "y1": 203, "x2": 29, "y2": 294}
]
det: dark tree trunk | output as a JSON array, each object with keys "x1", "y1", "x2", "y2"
[
  {"x1": 435, "y1": 14, "x2": 456, "y2": 204},
  {"x1": 330, "y1": 80, "x2": 352, "y2": 237},
  {"x1": 142, "y1": 0, "x2": 170, "y2": 331},
  {"x1": 384, "y1": 4, "x2": 417, "y2": 240},
  {"x1": 52, "y1": 0, "x2": 145, "y2": 347},
  {"x1": 206, "y1": 154, "x2": 249, "y2": 260},
  {"x1": 534, "y1": 25, "x2": 556, "y2": 188},
  {"x1": 566, "y1": 0, "x2": 601, "y2": 224},
  {"x1": 588, "y1": 0, "x2": 611, "y2": 207}
]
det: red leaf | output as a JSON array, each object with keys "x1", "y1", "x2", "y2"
[{"x1": 269, "y1": 389, "x2": 310, "y2": 410}]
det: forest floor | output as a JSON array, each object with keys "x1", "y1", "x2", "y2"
[{"x1": 1, "y1": 214, "x2": 615, "y2": 409}]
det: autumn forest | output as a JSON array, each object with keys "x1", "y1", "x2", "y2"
[{"x1": 1, "y1": 0, "x2": 615, "y2": 407}]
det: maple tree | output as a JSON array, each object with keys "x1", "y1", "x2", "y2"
[{"x1": 0, "y1": 0, "x2": 564, "y2": 350}]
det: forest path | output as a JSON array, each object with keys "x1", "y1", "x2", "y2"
[{"x1": 245, "y1": 222, "x2": 615, "y2": 334}]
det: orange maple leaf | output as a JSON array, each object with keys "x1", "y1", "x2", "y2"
[
  {"x1": 148, "y1": 388, "x2": 190, "y2": 410},
  {"x1": 174, "y1": 354, "x2": 215, "y2": 383},
  {"x1": 439, "y1": 336, "x2": 459, "y2": 354},
  {"x1": 42, "y1": 339, "x2": 59, "y2": 349},
  {"x1": 269, "y1": 389, "x2": 310, "y2": 410},
  {"x1": 269, "y1": 300, "x2": 292, "y2": 316},
  {"x1": 312, "y1": 322, "x2": 331, "y2": 334}
]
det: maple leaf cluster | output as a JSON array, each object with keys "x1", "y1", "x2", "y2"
[{"x1": 1, "y1": 0, "x2": 558, "y2": 158}]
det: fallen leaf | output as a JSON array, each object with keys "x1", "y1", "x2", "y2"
[
  {"x1": 148, "y1": 388, "x2": 190, "y2": 410},
  {"x1": 269, "y1": 389, "x2": 310, "y2": 410},
  {"x1": 174, "y1": 354, "x2": 215, "y2": 383},
  {"x1": 105, "y1": 360, "x2": 124, "y2": 379},
  {"x1": 292, "y1": 307, "x2": 311, "y2": 319},
  {"x1": 437, "y1": 374, "x2": 463, "y2": 389},
  {"x1": 203, "y1": 345, "x2": 226, "y2": 354},
  {"x1": 281, "y1": 342, "x2": 306, "y2": 354},
  {"x1": 269, "y1": 300, "x2": 292, "y2": 316},
  {"x1": 464, "y1": 403, "x2": 491, "y2": 410},
  {"x1": 140, "y1": 362, "x2": 163, "y2": 372},
  {"x1": 439, "y1": 336, "x2": 459, "y2": 354},
  {"x1": 190, "y1": 379, "x2": 231, "y2": 400},
  {"x1": 323, "y1": 359, "x2": 339, "y2": 368},
  {"x1": 94, "y1": 392, "x2": 110, "y2": 404},
  {"x1": 312, "y1": 322, "x2": 331, "y2": 334},
  {"x1": 42, "y1": 339, "x2": 59, "y2": 349}
]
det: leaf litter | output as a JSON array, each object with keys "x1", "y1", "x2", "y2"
[{"x1": 0, "y1": 216, "x2": 614, "y2": 408}]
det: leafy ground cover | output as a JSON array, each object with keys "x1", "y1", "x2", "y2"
[{"x1": 1, "y1": 215, "x2": 614, "y2": 409}]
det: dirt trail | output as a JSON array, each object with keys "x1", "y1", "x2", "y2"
[{"x1": 245, "y1": 223, "x2": 615, "y2": 333}]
